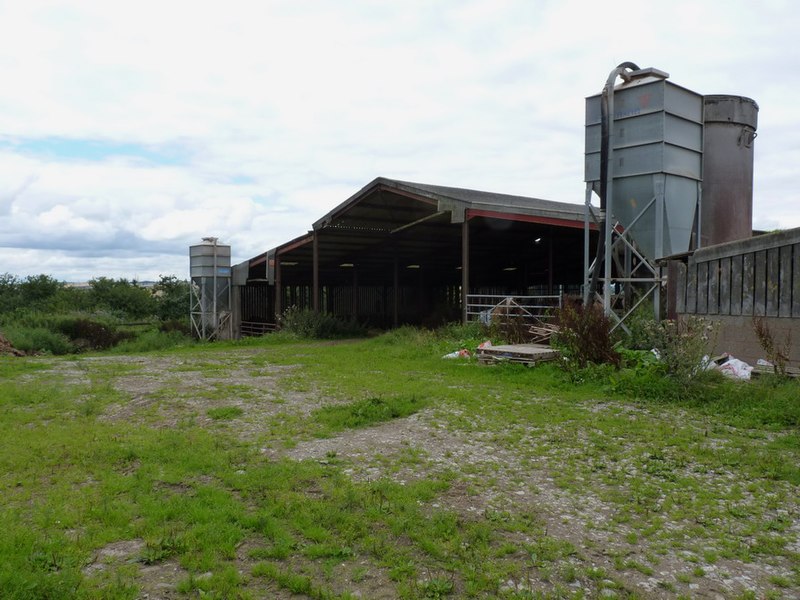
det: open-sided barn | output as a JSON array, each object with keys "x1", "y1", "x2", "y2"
[{"x1": 233, "y1": 177, "x2": 598, "y2": 333}]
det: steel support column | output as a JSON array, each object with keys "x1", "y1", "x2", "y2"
[
  {"x1": 312, "y1": 231, "x2": 319, "y2": 313},
  {"x1": 274, "y1": 256, "x2": 282, "y2": 322},
  {"x1": 352, "y1": 267, "x2": 358, "y2": 318},
  {"x1": 393, "y1": 255, "x2": 399, "y2": 328},
  {"x1": 547, "y1": 235, "x2": 554, "y2": 295},
  {"x1": 461, "y1": 218, "x2": 470, "y2": 324}
]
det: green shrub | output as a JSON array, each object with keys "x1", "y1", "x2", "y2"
[
  {"x1": 552, "y1": 300, "x2": 620, "y2": 368},
  {"x1": 621, "y1": 299, "x2": 658, "y2": 350},
  {"x1": 279, "y1": 307, "x2": 367, "y2": 339},
  {"x1": 56, "y1": 318, "x2": 132, "y2": 351},
  {"x1": 640, "y1": 316, "x2": 718, "y2": 384},
  {"x1": 111, "y1": 329, "x2": 192, "y2": 353},
  {"x1": 159, "y1": 319, "x2": 191, "y2": 335},
  {"x1": 1, "y1": 326, "x2": 74, "y2": 355},
  {"x1": 88, "y1": 277, "x2": 156, "y2": 319},
  {"x1": 372, "y1": 325, "x2": 435, "y2": 346}
]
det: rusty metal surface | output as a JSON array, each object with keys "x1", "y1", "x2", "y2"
[{"x1": 701, "y1": 95, "x2": 758, "y2": 247}]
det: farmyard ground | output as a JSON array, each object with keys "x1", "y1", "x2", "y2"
[{"x1": 2, "y1": 336, "x2": 798, "y2": 599}]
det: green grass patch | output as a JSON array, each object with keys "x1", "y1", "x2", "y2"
[
  {"x1": 313, "y1": 395, "x2": 427, "y2": 432},
  {"x1": 207, "y1": 406, "x2": 245, "y2": 420},
  {"x1": 1, "y1": 327, "x2": 797, "y2": 599}
]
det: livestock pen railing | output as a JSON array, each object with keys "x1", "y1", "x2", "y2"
[
  {"x1": 240, "y1": 321, "x2": 279, "y2": 337},
  {"x1": 466, "y1": 294, "x2": 562, "y2": 324}
]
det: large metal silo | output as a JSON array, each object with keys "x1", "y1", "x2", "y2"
[
  {"x1": 585, "y1": 67, "x2": 704, "y2": 260},
  {"x1": 701, "y1": 95, "x2": 758, "y2": 246},
  {"x1": 190, "y1": 237, "x2": 232, "y2": 340}
]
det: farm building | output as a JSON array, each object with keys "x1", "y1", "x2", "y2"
[
  {"x1": 202, "y1": 62, "x2": 800, "y2": 367},
  {"x1": 232, "y1": 177, "x2": 598, "y2": 334}
]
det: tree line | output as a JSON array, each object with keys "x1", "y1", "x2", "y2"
[{"x1": 0, "y1": 273, "x2": 190, "y2": 323}]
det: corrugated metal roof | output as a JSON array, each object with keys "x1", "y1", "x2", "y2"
[
  {"x1": 313, "y1": 177, "x2": 586, "y2": 230},
  {"x1": 238, "y1": 176, "x2": 597, "y2": 289}
]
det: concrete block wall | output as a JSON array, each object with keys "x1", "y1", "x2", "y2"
[
  {"x1": 683, "y1": 313, "x2": 800, "y2": 367},
  {"x1": 670, "y1": 227, "x2": 800, "y2": 368}
]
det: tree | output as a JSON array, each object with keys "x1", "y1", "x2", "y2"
[
  {"x1": 19, "y1": 274, "x2": 62, "y2": 307},
  {"x1": 88, "y1": 277, "x2": 157, "y2": 320},
  {"x1": 153, "y1": 275, "x2": 191, "y2": 322},
  {"x1": 0, "y1": 273, "x2": 21, "y2": 313}
]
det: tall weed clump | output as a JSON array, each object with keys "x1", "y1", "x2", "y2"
[
  {"x1": 640, "y1": 316, "x2": 718, "y2": 384},
  {"x1": 752, "y1": 316, "x2": 792, "y2": 376},
  {"x1": 0, "y1": 325, "x2": 73, "y2": 355},
  {"x1": 111, "y1": 329, "x2": 192, "y2": 353},
  {"x1": 279, "y1": 307, "x2": 367, "y2": 339},
  {"x1": 552, "y1": 300, "x2": 620, "y2": 368}
]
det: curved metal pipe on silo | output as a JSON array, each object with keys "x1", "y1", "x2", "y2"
[{"x1": 701, "y1": 95, "x2": 758, "y2": 246}]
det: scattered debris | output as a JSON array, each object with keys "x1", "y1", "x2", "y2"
[
  {"x1": 707, "y1": 354, "x2": 753, "y2": 380},
  {"x1": 528, "y1": 320, "x2": 560, "y2": 344},
  {"x1": 442, "y1": 349, "x2": 471, "y2": 359},
  {"x1": 752, "y1": 358, "x2": 800, "y2": 378}
]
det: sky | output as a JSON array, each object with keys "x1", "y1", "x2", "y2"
[{"x1": 1, "y1": 0, "x2": 798, "y2": 282}]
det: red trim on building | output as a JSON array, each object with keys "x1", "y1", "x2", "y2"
[
  {"x1": 249, "y1": 253, "x2": 267, "y2": 267},
  {"x1": 467, "y1": 208, "x2": 596, "y2": 230},
  {"x1": 277, "y1": 235, "x2": 314, "y2": 255}
]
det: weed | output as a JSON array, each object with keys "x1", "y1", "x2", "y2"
[
  {"x1": 552, "y1": 299, "x2": 620, "y2": 368},
  {"x1": 207, "y1": 406, "x2": 244, "y2": 420},
  {"x1": 639, "y1": 316, "x2": 718, "y2": 384},
  {"x1": 419, "y1": 575, "x2": 454, "y2": 598},
  {"x1": 313, "y1": 395, "x2": 426, "y2": 432},
  {"x1": 752, "y1": 316, "x2": 792, "y2": 376},
  {"x1": 279, "y1": 306, "x2": 367, "y2": 339},
  {"x1": 140, "y1": 530, "x2": 187, "y2": 564}
]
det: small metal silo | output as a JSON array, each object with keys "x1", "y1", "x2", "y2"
[
  {"x1": 701, "y1": 95, "x2": 758, "y2": 246},
  {"x1": 190, "y1": 237, "x2": 232, "y2": 340}
]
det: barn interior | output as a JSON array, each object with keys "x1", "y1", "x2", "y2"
[{"x1": 236, "y1": 178, "x2": 596, "y2": 329}]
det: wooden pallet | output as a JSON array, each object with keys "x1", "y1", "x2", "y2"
[
  {"x1": 751, "y1": 364, "x2": 800, "y2": 378},
  {"x1": 476, "y1": 343, "x2": 560, "y2": 366},
  {"x1": 528, "y1": 323, "x2": 559, "y2": 344}
]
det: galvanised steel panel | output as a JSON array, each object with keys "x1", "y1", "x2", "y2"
[
  {"x1": 585, "y1": 72, "x2": 703, "y2": 258},
  {"x1": 190, "y1": 245, "x2": 231, "y2": 258},
  {"x1": 190, "y1": 243, "x2": 232, "y2": 279}
]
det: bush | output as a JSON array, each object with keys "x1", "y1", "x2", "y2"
[
  {"x1": 279, "y1": 307, "x2": 367, "y2": 339},
  {"x1": 153, "y1": 275, "x2": 191, "y2": 322},
  {"x1": 159, "y1": 319, "x2": 191, "y2": 336},
  {"x1": 111, "y1": 329, "x2": 192, "y2": 353},
  {"x1": 56, "y1": 318, "x2": 132, "y2": 351},
  {"x1": 88, "y1": 277, "x2": 156, "y2": 319},
  {"x1": 2, "y1": 326, "x2": 74, "y2": 355},
  {"x1": 552, "y1": 300, "x2": 620, "y2": 368},
  {"x1": 639, "y1": 316, "x2": 718, "y2": 384}
]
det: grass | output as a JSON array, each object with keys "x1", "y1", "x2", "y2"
[
  {"x1": 207, "y1": 406, "x2": 245, "y2": 420},
  {"x1": 0, "y1": 328, "x2": 798, "y2": 598},
  {"x1": 313, "y1": 395, "x2": 427, "y2": 432}
]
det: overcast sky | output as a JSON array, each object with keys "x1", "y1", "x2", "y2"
[{"x1": 1, "y1": 0, "x2": 798, "y2": 282}]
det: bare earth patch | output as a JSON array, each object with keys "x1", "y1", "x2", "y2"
[
  {"x1": 83, "y1": 539, "x2": 187, "y2": 599},
  {"x1": 47, "y1": 350, "x2": 799, "y2": 599}
]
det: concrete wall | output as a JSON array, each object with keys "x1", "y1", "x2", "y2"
[
  {"x1": 671, "y1": 227, "x2": 800, "y2": 366},
  {"x1": 680, "y1": 313, "x2": 800, "y2": 366}
]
